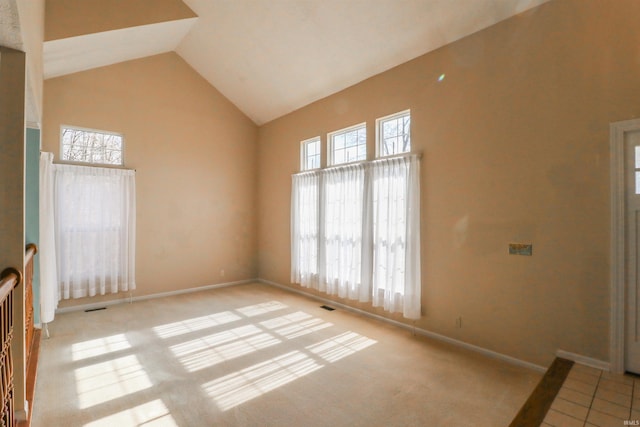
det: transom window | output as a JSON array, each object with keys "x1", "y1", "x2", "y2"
[
  {"x1": 328, "y1": 123, "x2": 366, "y2": 166},
  {"x1": 301, "y1": 137, "x2": 321, "y2": 171},
  {"x1": 61, "y1": 126, "x2": 124, "y2": 166},
  {"x1": 376, "y1": 110, "x2": 411, "y2": 157}
]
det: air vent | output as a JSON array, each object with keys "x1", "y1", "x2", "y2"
[
  {"x1": 320, "y1": 305, "x2": 335, "y2": 311},
  {"x1": 84, "y1": 307, "x2": 106, "y2": 312}
]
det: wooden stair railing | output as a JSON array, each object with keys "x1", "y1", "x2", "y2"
[
  {"x1": 0, "y1": 244, "x2": 40, "y2": 427},
  {"x1": 0, "y1": 267, "x2": 21, "y2": 427},
  {"x1": 23, "y1": 245, "x2": 36, "y2": 374},
  {"x1": 21, "y1": 245, "x2": 39, "y2": 427}
]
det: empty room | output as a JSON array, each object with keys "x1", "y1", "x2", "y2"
[{"x1": 2, "y1": 0, "x2": 640, "y2": 426}]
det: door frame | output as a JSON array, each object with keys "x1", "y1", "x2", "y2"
[{"x1": 610, "y1": 118, "x2": 640, "y2": 374}]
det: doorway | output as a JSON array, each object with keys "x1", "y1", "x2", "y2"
[{"x1": 611, "y1": 118, "x2": 640, "y2": 374}]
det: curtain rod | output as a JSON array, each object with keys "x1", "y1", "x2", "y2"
[
  {"x1": 293, "y1": 152, "x2": 421, "y2": 177},
  {"x1": 51, "y1": 160, "x2": 136, "y2": 172},
  {"x1": 40, "y1": 150, "x2": 135, "y2": 171}
]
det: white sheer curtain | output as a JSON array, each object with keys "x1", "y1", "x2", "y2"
[
  {"x1": 320, "y1": 164, "x2": 368, "y2": 301},
  {"x1": 54, "y1": 164, "x2": 136, "y2": 299},
  {"x1": 290, "y1": 154, "x2": 421, "y2": 319},
  {"x1": 370, "y1": 155, "x2": 421, "y2": 319},
  {"x1": 39, "y1": 152, "x2": 58, "y2": 323},
  {"x1": 291, "y1": 171, "x2": 320, "y2": 287}
]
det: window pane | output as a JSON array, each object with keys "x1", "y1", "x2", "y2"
[
  {"x1": 383, "y1": 121, "x2": 395, "y2": 138},
  {"x1": 636, "y1": 146, "x2": 640, "y2": 169},
  {"x1": 301, "y1": 137, "x2": 321, "y2": 170},
  {"x1": 329, "y1": 124, "x2": 366, "y2": 165},
  {"x1": 346, "y1": 146, "x2": 358, "y2": 162},
  {"x1": 378, "y1": 112, "x2": 410, "y2": 157},
  {"x1": 309, "y1": 140, "x2": 319, "y2": 155},
  {"x1": 310, "y1": 154, "x2": 320, "y2": 169},
  {"x1": 636, "y1": 171, "x2": 640, "y2": 195},
  {"x1": 346, "y1": 131, "x2": 357, "y2": 147},
  {"x1": 61, "y1": 127, "x2": 123, "y2": 166}
]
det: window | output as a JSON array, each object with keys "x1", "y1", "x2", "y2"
[
  {"x1": 54, "y1": 164, "x2": 136, "y2": 298},
  {"x1": 61, "y1": 126, "x2": 124, "y2": 166},
  {"x1": 291, "y1": 155, "x2": 421, "y2": 319},
  {"x1": 292, "y1": 111, "x2": 420, "y2": 318},
  {"x1": 328, "y1": 123, "x2": 366, "y2": 166},
  {"x1": 376, "y1": 110, "x2": 410, "y2": 157},
  {"x1": 301, "y1": 137, "x2": 321, "y2": 171}
]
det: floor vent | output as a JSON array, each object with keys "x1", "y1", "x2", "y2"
[
  {"x1": 85, "y1": 307, "x2": 107, "y2": 313},
  {"x1": 320, "y1": 305, "x2": 335, "y2": 311}
]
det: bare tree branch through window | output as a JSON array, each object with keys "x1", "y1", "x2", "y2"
[
  {"x1": 378, "y1": 111, "x2": 410, "y2": 157},
  {"x1": 62, "y1": 127, "x2": 123, "y2": 166}
]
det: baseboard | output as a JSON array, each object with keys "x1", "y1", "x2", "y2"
[
  {"x1": 556, "y1": 349, "x2": 610, "y2": 371},
  {"x1": 55, "y1": 279, "x2": 255, "y2": 314},
  {"x1": 258, "y1": 278, "x2": 546, "y2": 373}
]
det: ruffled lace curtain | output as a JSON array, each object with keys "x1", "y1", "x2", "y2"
[{"x1": 291, "y1": 154, "x2": 421, "y2": 319}]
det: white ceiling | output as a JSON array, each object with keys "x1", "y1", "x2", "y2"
[
  {"x1": 44, "y1": 18, "x2": 197, "y2": 79},
  {"x1": 0, "y1": 0, "x2": 22, "y2": 50},
  {"x1": 43, "y1": 0, "x2": 551, "y2": 125}
]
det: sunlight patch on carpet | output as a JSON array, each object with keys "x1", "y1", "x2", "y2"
[
  {"x1": 152, "y1": 311, "x2": 242, "y2": 339},
  {"x1": 72, "y1": 333, "x2": 131, "y2": 361},
  {"x1": 74, "y1": 354, "x2": 152, "y2": 409},
  {"x1": 203, "y1": 350, "x2": 323, "y2": 411},
  {"x1": 170, "y1": 325, "x2": 281, "y2": 372},
  {"x1": 306, "y1": 331, "x2": 377, "y2": 363},
  {"x1": 85, "y1": 399, "x2": 177, "y2": 427}
]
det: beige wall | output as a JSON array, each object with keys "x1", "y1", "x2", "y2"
[
  {"x1": 257, "y1": 0, "x2": 640, "y2": 367},
  {"x1": 0, "y1": 47, "x2": 27, "y2": 415},
  {"x1": 44, "y1": 0, "x2": 196, "y2": 41},
  {"x1": 42, "y1": 52, "x2": 258, "y2": 308}
]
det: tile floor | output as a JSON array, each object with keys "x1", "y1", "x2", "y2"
[{"x1": 543, "y1": 363, "x2": 640, "y2": 427}]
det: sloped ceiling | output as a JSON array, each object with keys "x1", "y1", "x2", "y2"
[
  {"x1": 44, "y1": 0, "x2": 551, "y2": 125},
  {"x1": 44, "y1": 18, "x2": 196, "y2": 79}
]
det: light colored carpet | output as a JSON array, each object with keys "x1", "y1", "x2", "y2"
[{"x1": 32, "y1": 282, "x2": 540, "y2": 426}]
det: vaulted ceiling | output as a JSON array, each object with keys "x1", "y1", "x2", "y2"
[{"x1": 44, "y1": 0, "x2": 551, "y2": 125}]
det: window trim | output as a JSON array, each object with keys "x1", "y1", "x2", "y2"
[
  {"x1": 375, "y1": 109, "x2": 411, "y2": 158},
  {"x1": 300, "y1": 136, "x2": 321, "y2": 171},
  {"x1": 327, "y1": 122, "x2": 367, "y2": 166},
  {"x1": 59, "y1": 124, "x2": 126, "y2": 168}
]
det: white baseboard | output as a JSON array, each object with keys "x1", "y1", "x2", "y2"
[
  {"x1": 556, "y1": 349, "x2": 611, "y2": 371},
  {"x1": 259, "y1": 278, "x2": 546, "y2": 373},
  {"x1": 55, "y1": 279, "x2": 255, "y2": 314}
]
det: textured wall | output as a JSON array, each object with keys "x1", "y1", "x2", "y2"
[
  {"x1": 257, "y1": 0, "x2": 640, "y2": 367},
  {"x1": 43, "y1": 52, "x2": 258, "y2": 308}
]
